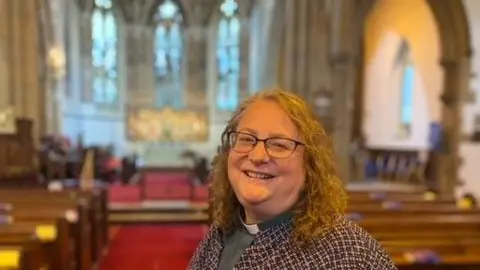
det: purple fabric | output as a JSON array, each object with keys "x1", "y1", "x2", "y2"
[
  {"x1": 0, "y1": 215, "x2": 12, "y2": 224},
  {"x1": 369, "y1": 192, "x2": 387, "y2": 200},
  {"x1": 346, "y1": 213, "x2": 363, "y2": 221},
  {"x1": 406, "y1": 250, "x2": 441, "y2": 264},
  {"x1": 382, "y1": 201, "x2": 403, "y2": 210}
]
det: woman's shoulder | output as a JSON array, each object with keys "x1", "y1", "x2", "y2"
[
  {"x1": 196, "y1": 222, "x2": 228, "y2": 250},
  {"x1": 188, "y1": 223, "x2": 224, "y2": 269},
  {"x1": 308, "y1": 216, "x2": 397, "y2": 269}
]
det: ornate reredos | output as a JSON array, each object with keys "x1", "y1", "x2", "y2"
[{"x1": 126, "y1": 107, "x2": 209, "y2": 142}]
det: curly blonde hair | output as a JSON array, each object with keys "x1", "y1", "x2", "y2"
[{"x1": 209, "y1": 88, "x2": 347, "y2": 244}]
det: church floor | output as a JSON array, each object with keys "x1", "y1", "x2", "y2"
[{"x1": 99, "y1": 224, "x2": 204, "y2": 270}]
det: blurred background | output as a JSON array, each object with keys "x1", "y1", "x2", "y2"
[{"x1": 1, "y1": 0, "x2": 480, "y2": 269}]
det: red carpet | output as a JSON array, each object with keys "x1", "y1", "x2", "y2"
[
  {"x1": 108, "y1": 172, "x2": 209, "y2": 203},
  {"x1": 99, "y1": 224, "x2": 205, "y2": 270}
]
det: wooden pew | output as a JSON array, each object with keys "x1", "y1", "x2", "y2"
[
  {"x1": 0, "y1": 187, "x2": 108, "y2": 270},
  {"x1": 0, "y1": 239, "x2": 48, "y2": 270},
  {"x1": 0, "y1": 187, "x2": 108, "y2": 260},
  {"x1": 346, "y1": 190, "x2": 480, "y2": 269},
  {"x1": 0, "y1": 205, "x2": 90, "y2": 269},
  {"x1": 348, "y1": 193, "x2": 455, "y2": 203},
  {"x1": 0, "y1": 118, "x2": 37, "y2": 187},
  {"x1": 0, "y1": 204, "x2": 90, "y2": 270},
  {"x1": 348, "y1": 204, "x2": 480, "y2": 219},
  {"x1": 0, "y1": 220, "x2": 71, "y2": 270},
  {"x1": 394, "y1": 254, "x2": 480, "y2": 270}
]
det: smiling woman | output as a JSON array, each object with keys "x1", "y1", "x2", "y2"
[{"x1": 188, "y1": 89, "x2": 397, "y2": 270}]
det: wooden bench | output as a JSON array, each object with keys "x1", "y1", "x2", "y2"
[
  {"x1": 0, "y1": 187, "x2": 108, "y2": 254},
  {"x1": 0, "y1": 203, "x2": 91, "y2": 270},
  {"x1": 348, "y1": 191, "x2": 453, "y2": 201},
  {"x1": 0, "y1": 187, "x2": 108, "y2": 270},
  {"x1": 0, "y1": 220, "x2": 72, "y2": 270},
  {"x1": 0, "y1": 239, "x2": 48, "y2": 270},
  {"x1": 346, "y1": 191, "x2": 480, "y2": 269}
]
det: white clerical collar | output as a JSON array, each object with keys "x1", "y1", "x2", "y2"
[
  {"x1": 241, "y1": 217, "x2": 260, "y2": 235},
  {"x1": 239, "y1": 211, "x2": 294, "y2": 235}
]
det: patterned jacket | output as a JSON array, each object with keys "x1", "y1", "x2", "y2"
[{"x1": 188, "y1": 217, "x2": 397, "y2": 269}]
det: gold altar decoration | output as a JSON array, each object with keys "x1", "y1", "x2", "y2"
[{"x1": 126, "y1": 107, "x2": 208, "y2": 142}]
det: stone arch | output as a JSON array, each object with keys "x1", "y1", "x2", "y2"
[
  {"x1": 75, "y1": 0, "x2": 125, "y2": 20},
  {"x1": 206, "y1": 0, "x2": 255, "y2": 24},
  {"x1": 147, "y1": 0, "x2": 189, "y2": 26},
  {"x1": 426, "y1": 0, "x2": 472, "y2": 59},
  {"x1": 360, "y1": 0, "x2": 471, "y2": 193}
]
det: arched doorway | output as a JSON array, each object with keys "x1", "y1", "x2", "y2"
[{"x1": 356, "y1": 0, "x2": 471, "y2": 194}]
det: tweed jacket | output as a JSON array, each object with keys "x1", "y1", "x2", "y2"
[{"x1": 188, "y1": 216, "x2": 397, "y2": 270}]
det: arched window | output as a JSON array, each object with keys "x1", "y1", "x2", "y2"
[
  {"x1": 216, "y1": 0, "x2": 241, "y2": 111},
  {"x1": 153, "y1": 0, "x2": 184, "y2": 109},
  {"x1": 396, "y1": 40, "x2": 414, "y2": 135},
  {"x1": 91, "y1": 0, "x2": 118, "y2": 105}
]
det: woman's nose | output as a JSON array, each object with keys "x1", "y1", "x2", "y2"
[{"x1": 248, "y1": 142, "x2": 270, "y2": 163}]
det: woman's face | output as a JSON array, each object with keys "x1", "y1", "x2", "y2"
[{"x1": 227, "y1": 99, "x2": 306, "y2": 222}]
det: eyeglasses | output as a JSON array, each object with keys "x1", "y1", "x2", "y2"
[{"x1": 228, "y1": 131, "x2": 304, "y2": 159}]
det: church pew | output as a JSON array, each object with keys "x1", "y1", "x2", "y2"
[
  {"x1": 0, "y1": 188, "x2": 106, "y2": 262},
  {"x1": 359, "y1": 216, "x2": 480, "y2": 248},
  {"x1": 351, "y1": 197, "x2": 480, "y2": 268},
  {"x1": 348, "y1": 200, "x2": 457, "y2": 209},
  {"x1": 349, "y1": 203, "x2": 479, "y2": 212},
  {"x1": 0, "y1": 240, "x2": 48, "y2": 270},
  {"x1": 0, "y1": 204, "x2": 93, "y2": 270},
  {"x1": 349, "y1": 196, "x2": 456, "y2": 205},
  {"x1": 370, "y1": 230, "x2": 480, "y2": 241},
  {"x1": 394, "y1": 254, "x2": 480, "y2": 270},
  {"x1": 392, "y1": 246, "x2": 480, "y2": 269},
  {"x1": 0, "y1": 187, "x2": 108, "y2": 247},
  {"x1": 348, "y1": 191, "x2": 452, "y2": 200},
  {"x1": 350, "y1": 212, "x2": 480, "y2": 221},
  {"x1": 0, "y1": 197, "x2": 94, "y2": 269},
  {"x1": 0, "y1": 204, "x2": 91, "y2": 264},
  {"x1": 382, "y1": 237, "x2": 480, "y2": 253},
  {"x1": 0, "y1": 220, "x2": 72, "y2": 270},
  {"x1": 347, "y1": 206, "x2": 480, "y2": 220},
  {"x1": 359, "y1": 214, "x2": 480, "y2": 231}
]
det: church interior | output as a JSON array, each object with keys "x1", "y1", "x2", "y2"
[{"x1": 1, "y1": 0, "x2": 480, "y2": 269}]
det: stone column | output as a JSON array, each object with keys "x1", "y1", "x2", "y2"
[
  {"x1": 262, "y1": 0, "x2": 285, "y2": 89},
  {"x1": 435, "y1": 57, "x2": 469, "y2": 195},
  {"x1": 124, "y1": 25, "x2": 155, "y2": 106},
  {"x1": 79, "y1": 11, "x2": 93, "y2": 101},
  {"x1": 349, "y1": 0, "x2": 375, "y2": 183},
  {"x1": 41, "y1": 0, "x2": 68, "y2": 135},
  {"x1": 238, "y1": 1, "x2": 253, "y2": 101},
  {"x1": 120, "y1": 0, "x2": 157, "y2": 105},
  {"x1": 3, "y1": 0, "x2": 44, "y2": 140},
  {"x1": 330, "y1": 55, "x2": 355, "y2": 183},
  {"x1": 125, "y1": 23, "x2": 150, "y2": 103},
  {"x1": 329, "y1": 0, "x2": 358, "y2": 183},
  {"x1": 184, "y1": 25, "x2": 208, "y2": 109},
  {"x1": 138, "y1": 25, "x2": 156, "y2": 105},
  {"x1": 281, "y1": 0, "x2": 331, "y2": 104},
  {"x1": 183, "y1": 2, "x2": 212, "y2": 110},
  {"x1": 0, "y1": 0, "x2": 11, "y2": 109}
]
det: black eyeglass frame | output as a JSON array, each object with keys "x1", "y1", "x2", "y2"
[{"x1": 227, "y1": 131, "x2": 305, "y2": 158}]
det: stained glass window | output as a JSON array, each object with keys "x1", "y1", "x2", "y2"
[
  {"x1": 153, "y1": 0, "x2": 184, "y2": 109},
  {"x1": 397, "y1": 40, "x2": 414, "y2": 134},
  {"x1": 216, "y1": 0, "x2": 241, "y2": 111},
  {"x1": 91, "y1": 0, "x2": 118, "y2": 105},
  {"x1": 400, "y1": 63, "x2": 414, "y2": 128}
]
